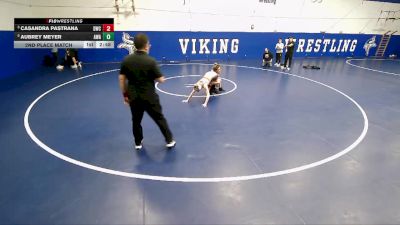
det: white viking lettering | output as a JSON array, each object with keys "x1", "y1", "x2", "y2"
[
  {"x1": 179, "y1": 38, "x2": 190, "y2": 54},
  {"x1": 179, "y1": 38, "x2": 239, "y2": 55},
  {"x1": 350, "y1": 40, "x2": 357, "y2": 52},
  {"x1": 212, "y1": 39, "x2": 218, "y2": 54},
  {"x1": 199, "y1": 39, "x2": 210, "y2": 54},
  {"x1": 191, "y1": 39, "x2": 197, "y2": 54},
  {"x1": 231, "y1": 39, "x2": 239, "y2": 53},
  {"x1": 219, "y1": 39, "x2": 229, "y2": 54}
]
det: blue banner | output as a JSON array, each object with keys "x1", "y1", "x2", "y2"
[
  {"x1": 80, "y1": 31, "x2": 400, "y2": 62},
  {"x1": 1, "y1": 30, "x2": 399, "y2": 78}
]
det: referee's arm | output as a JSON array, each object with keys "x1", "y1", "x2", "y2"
[
  {"x1": 119, "y1": 74, "x2": 129, "y2": 104},
  {"x1": 119, "y1": 74, "x2": 127, "y2": 93},
  {"x1": 155, "y1": 76, "x2": 165, "y2": 83},
  {"x1": 152, "y1": 60, "x2": 166, "y2": 83}
]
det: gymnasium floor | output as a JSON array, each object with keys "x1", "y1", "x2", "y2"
[{"x1": 0, "y1": 58, "x2": 399, "y2": 224}]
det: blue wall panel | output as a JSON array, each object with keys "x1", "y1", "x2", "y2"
[
  {"x1": 0, "y1": 31, "x2": 48, "y2": 79},
  {"x1": 79, "y1": 31, "x2": 400, "y2": 62},
  {"x1": 1, "y1": 30, "x2": 399, "y2": 79},
  {"x1": 390, "y1": 35, "x2": 400, "y2": 56}
]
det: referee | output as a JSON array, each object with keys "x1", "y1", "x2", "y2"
[{"x1": 119, "y1": 33, "x2": 176, "y2": 150}]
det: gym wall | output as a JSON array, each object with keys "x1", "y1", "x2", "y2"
[
  {"x1": 80, "y1": 31, "x2": 400, "y2": 62},
  {"x1": 1, "y1": 0, "x2": 399, "y2": 78},
  {"x1": 0, "y1": 1, "x2": 48, "y2": 79}
]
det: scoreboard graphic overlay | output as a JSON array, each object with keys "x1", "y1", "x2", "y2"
[{"x1": 14, "y1": 18, "x2": 114, "y2": 49}]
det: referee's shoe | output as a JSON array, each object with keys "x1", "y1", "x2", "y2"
[{"x1": 166, "y1": 140, "x2": 176, "y2": 149}]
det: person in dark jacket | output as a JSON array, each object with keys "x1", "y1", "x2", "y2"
[
  {"x1": 262, "y1": 48, "x2": 274, "y2": 67},
  {"x1": 56, "y1": 48, "x2": 82, "y2": 70},
  {"x1": 282, "y1": 37, "x2": 295, "y2": 71}
]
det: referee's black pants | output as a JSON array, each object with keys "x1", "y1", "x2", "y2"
[
  {"x1": 284, "y1": 52, "x2": 293, "y2": 68},
  {"x1": 129, "y1": 96, "x2": 173, "y2": 145}
]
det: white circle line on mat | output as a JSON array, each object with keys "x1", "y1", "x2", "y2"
[
  {"x1": 345, "y1": 58, "x2": 400, "y2": 76},
  {"x1": 24, "y1": 64, "x2": 368, "y2": 182},
  {"x1": 155, "y1": 75, "x2": 237, "y2": 98}
]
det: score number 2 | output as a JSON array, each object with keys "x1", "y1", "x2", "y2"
[{"x1": 102, "y1": 24, "x2": 114, "y2": 32}]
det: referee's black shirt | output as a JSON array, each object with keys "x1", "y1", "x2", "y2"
[{"x1": 120, "y1": 51, "x2": 162, "y2": 100}]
